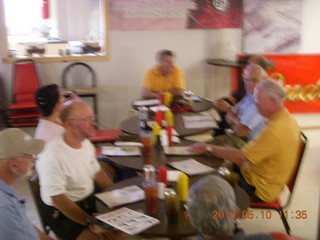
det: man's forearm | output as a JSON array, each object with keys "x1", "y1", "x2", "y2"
[
  {"x1": 225, "y1": 111, "x2": 238, "y2": 126},
  {"x1": 95, "y1": 169, "x2": 113, "y2": 190},
  {"x1": 52, "y1": 194, "x2": 89, "y2": 225},
  {"x1": 207, "y1": 145, "x2": 248, "y2": 167},
  {"x1": 168, "y1": 88, "x2": 184, "y2": 97},
  {"x1": 141, "y1": 87, "x2": 158, "y2": 99}
]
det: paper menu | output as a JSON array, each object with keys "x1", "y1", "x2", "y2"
[
  {"x1": 95, "y1": 185, "x2": 145, "y2": 208},
  {"x1": 182, "y1": 115, "x2": 218, "y2": 129},
  {"x1": 101, "y1": 146, "x2": 141, "y2": 156},
  {"x1": 96, "y1": 207, "x2": 160, "y2": 235},
  {"x1": 168, "y1": 159, "x2": 214, "y2": 176},
  {"x1": 149, "y1": 105, "x2": 170, "y2": 112},
  {"x1": 163, "y1": 146, "x2": 201, "y2": 155},
  {"x1": 133, "y1": 99, "x2": 160, "y2": 107},
  {"x1": 114, "y1": 142, "x2": 142, "y2": 147},
  {"x1": 167, "y1": 170, "x2": 182, "y2": 182},
  {"x1": 190, "y1": 95, "x2": 202, "y2": 101}
]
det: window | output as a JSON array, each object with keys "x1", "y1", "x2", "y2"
[{"x1": 0, "y1": 0, "x2": 109, "y2": 63}]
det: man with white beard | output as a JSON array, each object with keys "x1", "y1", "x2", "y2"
[{"x1": 0, "y1": 128, "x2": 52, "y2": 240}]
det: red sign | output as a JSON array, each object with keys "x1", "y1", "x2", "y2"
[{"x1": 234, "y1": 54, "x2": 320, "y2": 113}]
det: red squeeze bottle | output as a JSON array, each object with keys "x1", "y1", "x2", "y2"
[
  {"x1": 167, "y1": 125, "x2": 173, "y2": 146},
  {"x1": 157, "y1": 165, "x2": 168, "y2": 186},
  {"x1": 159, "y1": 92, "x2": 165, "y2": 105},
  {"x1": 155, "y1": 110, "x2": 163, "y2": 125}
]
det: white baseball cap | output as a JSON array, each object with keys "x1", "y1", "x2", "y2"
[{"x1": 0, "y1": 128, "x2": 45, "y2": 159}]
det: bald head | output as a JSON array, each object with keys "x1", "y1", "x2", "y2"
[
  {"x1": 243, "y1": 64, "x2": 267, "y2": 94},
  {"x1": 60, "y1": 101, "x2": 96, "y2": 141},
  {"x1": 60, "y1": 101, "x2": 92, "y2": 123}
]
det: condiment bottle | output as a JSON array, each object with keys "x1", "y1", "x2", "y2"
[
  {"x1": 157, "y1": 165, "x2": 168, "y2": 199},
  {"x1": 164, "y1": 92, "x2": 172, "y2": 107},
  {"x1": 164, "y1": 188, "x2": 178, "y2": 223},
  {"x1": 165, "y1": 110, "x2": 174, "y2": 146},
  {"x1": 142, "y1": 165, "x2": 157, "y2": 213},
  {"x1": 139, "y1": 107, "x2": 152, "y2": 163},
  {"x1": 165, "y1": 110, "x2": 174, "y2": 126},
  {"x1": 155, "y1": 110, "x2": 164, "y2": 126},
  {"x1": 152, "y1": 123, "x2": 162, "y2": 145},
  {"x1": 177, "y1": 172, "x2": 189, "y2": 202}
]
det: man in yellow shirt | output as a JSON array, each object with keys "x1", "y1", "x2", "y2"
[
  {"x1": 188, "y1": 79, "x2": 301, "y2": 202},
  {"x1": 141, "y1": 50, "x2": 186, "y2": 99}
]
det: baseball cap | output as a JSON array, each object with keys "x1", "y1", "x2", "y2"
[{"x1": 0, "y1": 128, "x2": 45, "y2": 159}]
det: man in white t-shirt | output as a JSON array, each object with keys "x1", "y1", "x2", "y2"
[{"x1": 36, "y1": 102, "x2": 125, "y2": 240}]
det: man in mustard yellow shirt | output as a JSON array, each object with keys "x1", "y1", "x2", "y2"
[
  {"x1": 141, "y1": 50, "x2": 186, "y2": 99},
  {"x1": 188, "y1": 79, "x2": 301, "y2": 202}
]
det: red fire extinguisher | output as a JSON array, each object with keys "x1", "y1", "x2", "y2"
[{"x1": 42, "y1": 0, "x2": 49, "y2": 19}]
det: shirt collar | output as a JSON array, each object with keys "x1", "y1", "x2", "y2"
[{"x1": 0, "y1": 179, "x2": 17, "y2": 198}]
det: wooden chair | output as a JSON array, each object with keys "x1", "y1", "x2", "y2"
[
  {"x1": 26, "y1": 174, "x2": 51, "y2": 235},
  {"x1": 5, "y1": 59, "x2": 40, "y2": 127},
  {"x1": 249, "y1": 132, "x2": 308, "y2": 235},
  {"x1": 269, "y1": 232, "x2": 304, "y2": 240},
  {"x1": 62, "y1": 62, "x2": 98, "y2": 116},
  {"x1": 62, "y1": 63, "x2": 123, "y2": 144}
]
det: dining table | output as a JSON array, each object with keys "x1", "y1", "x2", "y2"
[
  {"x1": 120, "y1": 111, "x2": 216, "y2": 138},
  {"x1": 131, "y1": 96, "x2": 213, "y2": 113},
  {"x1": 96, "y1": 176, "x2": 250, "y2": 240},
  {"x1": 100, "y1": 139, "x2": 227, "y2": 172},
  {"x1": 95, "y1": 137, "x2": 248, "y2": 239}
]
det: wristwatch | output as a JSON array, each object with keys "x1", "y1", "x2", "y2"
[
  {"x1": 85, "y1": 215, "x2": 95, "y2": 226},
  {"x1": 206, "y1": 145, "x2": 213, "y2": 155}
]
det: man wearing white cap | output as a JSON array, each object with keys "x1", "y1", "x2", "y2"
[{"x1": 0, "y1": 128, "x2": 52, "y2": 240}]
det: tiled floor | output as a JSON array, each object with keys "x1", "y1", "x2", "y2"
[{"x1": 12, "y1": 129, "x2": 320, "y2": 240}]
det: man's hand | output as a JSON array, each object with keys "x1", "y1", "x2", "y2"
[
  {"x1": 187, "y1": 142, "x2": 208, "y2": 154},
  {"x1": 214, "y1": 99, "x2": 232, "y2": 112}
]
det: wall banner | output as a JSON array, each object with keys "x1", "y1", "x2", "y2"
[
  {"x1": 243, "y1": 0, "x2": 302, "y2": 53},
  {"x1": 109, "y1": 0, "x2": 242, "y2": 30},
  {"x1": 233, "y1": 54, "x2": 320, "y2": 113}
]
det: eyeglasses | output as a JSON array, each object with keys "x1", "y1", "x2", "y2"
[{"x1": 68, "y1": 115, "x2": 97, "y2": 122}]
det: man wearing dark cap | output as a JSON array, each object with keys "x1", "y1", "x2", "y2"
[{"x1": 0, "y1": 128, "x2": 52, "y2": 240}]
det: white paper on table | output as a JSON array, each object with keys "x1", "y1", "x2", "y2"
[
  {"x1": 96, "y1": 207, "x2": 160, "y2": 235},
  {"x1": 101, "y1": 146, "x2": 141, "y2": 156},
  {"x1": 149, "y1": 105, "x2": 170, "y2": 112},
  {"x1": 168, "y1": 158, "x2": 215, "y2": 176},
  {"x1": 95, "y1": 186, "x2": 145, "y2": 208},
  {"x1": 114, "y1": 142, "x2": 143, "y2": 147},
  {"x1": 163, "y1": 146, "x2": 201, "y2": 156},
  {"x1": 182, "y1": 114, "x2": 218, "y2": 129},
  {"x1": 160, "y1": 128, "x2": 178, "y2": 135},
  {"x1": 133, "y1": 99, "x2": 160, "y2": 107},
  {"x1": 190, "y1": 95, "x2": 202, "y2": 101},
  {"x1": 167, "y1": 170, "x2": 182, "y2": 182}
]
